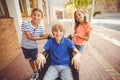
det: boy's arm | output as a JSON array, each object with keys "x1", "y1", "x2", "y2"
[
  {"x1": 71, "y1": 48, "x2": 81, "y2": 70},
  {"x1": 36, "y1": 49, "x2": 46, "y2": 69}
]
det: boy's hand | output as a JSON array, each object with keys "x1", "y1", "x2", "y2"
[
  {"x1": 43, "y1": 33, "x2": 49, "y2": 39},
  {"x1": 71, "y1": 53, "x2": 81, "y2": 70},
  {"x1": 36, "y1": 53, "x2": 46, "y2": 69}
]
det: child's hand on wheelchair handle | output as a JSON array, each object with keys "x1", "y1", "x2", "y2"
[{"x1": 37, "y1": 53, "x2": 46, "y2": 69}]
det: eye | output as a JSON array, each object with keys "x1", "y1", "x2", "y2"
[
  {"x1": 37, "y1": 15, "x2": 40, "y2": 17},
  {"x1": 60, "y1": 30, "x2": 63, "y2": 32},
  {"x1": 33, "y1": 14, "x2": 36, "y2": 16}
]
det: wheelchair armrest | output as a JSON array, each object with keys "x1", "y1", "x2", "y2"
[
  {"x1": 39, "y1": 50, "x2": 51, "y2": 80},
  {"x1": 67, "y1": 34, "x2": 72, "y2": 40},
  {"x1": 39, "y1": 50, "x2": 79, "y2": 80},
  {"x1": 43, "y1": 50, "x2": 49, "y2": 58},
  {"x1": 70, "y1": 51, "x2": 79, "y2": 80}
]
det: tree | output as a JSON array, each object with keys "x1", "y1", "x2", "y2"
[
  {"x1": 65, "y1": 0, "x2": 95, "y2": 22},
  {"x1": 65, "y1": 0, "x2": 93, "y2": 20},
  {"x1": 95, "y1": 0, "x2": 118, "y2": 12},
  {"x1": 67, "y1": 0, "x2": 92, "y2": 10},
  {"x1": 89, "y1": 0, "x2": 95, "y2": 23}
]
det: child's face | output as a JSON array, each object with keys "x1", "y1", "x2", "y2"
[
  {"x1": 75, "y1": 11, "x2": 84, "y2": 23},
  {"x1": 53, "y1": 29, "x2": 64, "y2": 41},
  {"x1": 31, "y1": 11, "x2": 42, "y2": 24}
]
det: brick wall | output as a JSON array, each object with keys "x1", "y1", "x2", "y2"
[{"x1": 0, "y1": 18, "x2": 22, "y2": 70}]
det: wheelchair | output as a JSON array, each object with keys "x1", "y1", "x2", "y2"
[{"x1": 38, "y1": 50, "x2": 79, "y2": 80}]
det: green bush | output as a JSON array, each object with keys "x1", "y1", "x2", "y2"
[{"x1": 93, "y1": 11, "x2": 101, "y2": 17}]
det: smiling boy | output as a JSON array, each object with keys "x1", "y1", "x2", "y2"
[{"x1": 37, "y1": 23, "x2": 81, "y2": 80}]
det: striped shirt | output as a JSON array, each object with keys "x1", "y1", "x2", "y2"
[{"x1": 21, "y1": 20, "x2": 44, "y2": 49}]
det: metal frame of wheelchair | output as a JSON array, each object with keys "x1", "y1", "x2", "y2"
[{"x1": 38, "y1": 50, "x2": 79, "y2": 80}]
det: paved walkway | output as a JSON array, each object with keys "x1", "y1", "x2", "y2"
[{"x1": 0, "y1": 19, "x2": 120, "y2": 80}]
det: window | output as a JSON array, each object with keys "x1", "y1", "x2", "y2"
[{"x1": 0, "y1": 0, "x2": 9, "y2": 18}]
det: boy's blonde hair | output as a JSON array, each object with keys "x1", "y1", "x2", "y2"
[{"x1": 52, "y1": 24, "x2": 65, "y2": 35}]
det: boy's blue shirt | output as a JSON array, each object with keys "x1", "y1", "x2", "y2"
[{"x1": 43, "y1": 37, "x2": 75, "y2": 66}]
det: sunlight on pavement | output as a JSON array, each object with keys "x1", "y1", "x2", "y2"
[
  {"x1": 92, "y1": 19, "x2": 120, "y2": 25},
  {"x1": 94, "y1": 32, "x2": 120, "y2": 47},
  {"x1": 89, "y1": 46, "x2": 120, "y2": 80}
]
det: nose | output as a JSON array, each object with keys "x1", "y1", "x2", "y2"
[
  {"x1": 57, "y1": 31, "x2": 61, "y2": 35},
  {"x1": 35, "y1": 15, "x2": 38, "y2": 18},
  {"x1": 77, "y1": 15, "x2": 81, "y2": 19}
]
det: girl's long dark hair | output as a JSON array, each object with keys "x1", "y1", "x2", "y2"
[{"x1": 74, "y1": 10, "x2": 87, "y2": 30}]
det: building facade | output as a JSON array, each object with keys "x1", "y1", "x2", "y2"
[{"x1": 0, "y1": 0, "x2": 69, "y2": 70}]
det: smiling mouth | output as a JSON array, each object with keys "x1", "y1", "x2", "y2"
[
  {"x1": 56, "y1": 36, "x2": 60, "y2": 37},
  {"x1": 34, "y1": 19, "x2": 38, "y2": 21}
]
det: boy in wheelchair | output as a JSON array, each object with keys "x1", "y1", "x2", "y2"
[{"x1": 37, "y1": 23, "x2": 81, "y2": 80}]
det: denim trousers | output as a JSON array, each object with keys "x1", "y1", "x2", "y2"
[
  {"x1": 75, "y1": 45, "x2": 85, "y2": 54},
  {"x1": 43, "y1": 65, "x2": 73, "y2": 80}
]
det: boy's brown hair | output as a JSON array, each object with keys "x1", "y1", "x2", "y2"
[
  {"x1": 52, "y1": 24, "x2": 65, "y2": 35},
  {"x1": 31, "y1": 8, "x2": 43, "y2": 18}
]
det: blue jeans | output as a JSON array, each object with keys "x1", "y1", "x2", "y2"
[
  {"x1": 43, "y1": 65, "x2": 73, "y2": 80},
  {"x1": 75, "y1": 45, "x2": 85, "y2": 54}
]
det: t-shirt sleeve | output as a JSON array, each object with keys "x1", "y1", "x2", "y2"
[
  {"x1": 43, "y1": 39, "x2": 51, "y2": 50},
  {"x1": 39, "y1": 24, "x2": 44, "y2": 35},
  {"x1": 67, "y1": 39, "x2": 75, "y2": 50},
  {"x1": 21, "y1": 21, "x2": 29, "y2": 32},
  {"x1": 86, "y1": 23, "x2": 92, "y2": 32}
]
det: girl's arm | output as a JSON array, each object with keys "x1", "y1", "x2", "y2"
[
  {"x1": 24, "y1": 31, "x2": 48, "y2": 40},
  {"x1": 75, "y1": 30, "x2": 91, "y2": 41}
]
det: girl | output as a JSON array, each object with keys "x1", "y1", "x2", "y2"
[
  {"x1": 72, "y1": 10, "x2": 92, "y2": 54},
  {"x1": 21, "y1": 8, "x2": 48, "y2": 79}
]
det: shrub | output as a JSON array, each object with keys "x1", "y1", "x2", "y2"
[{"x1": 93, "y1": 11, "x2": 101, "y2": 17}]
